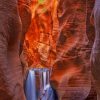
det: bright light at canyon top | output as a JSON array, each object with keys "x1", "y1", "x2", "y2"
[{"x1": 24, "y1": 0, "x2": 58, "y2": 68}]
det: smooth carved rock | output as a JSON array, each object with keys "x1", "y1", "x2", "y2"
[
  {"x1": 90, "y1": 0, "x2": 100, "y2": 100},
  {"x1": 0, "y1": 0, "x2": 26, "y2": 100},
  {"x1": 0, "y1": 0, "x2": 32, "y2": 99},
  {"x1": 51, "y1": 0, "x2": 91, "y2": 99},
  {"x1": 18, "y1": 0, "x2": 32, "y2": 54}
]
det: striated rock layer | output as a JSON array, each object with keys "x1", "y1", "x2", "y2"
[
  {"x1": 22, "y1": 0, "x2": 96, "y2": 99},
  {"x1": 0, "y1": 0, "x2": 29, "y2": 99},
  {"x1": 52, "y1": 0, "x2": 91, "y2": 99},
  {"x1": 23, "y1": 0, "x2": 59, "y2": 67}
]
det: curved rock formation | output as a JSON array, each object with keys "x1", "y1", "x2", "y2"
[
  {"x1": 0, "y1": 0, "x2": 26, "y2": 99},
  {"x1": 22, "y1": 0, "x2": 96, "y2": 99}
]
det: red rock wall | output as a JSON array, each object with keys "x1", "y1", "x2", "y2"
[
  {"x1": 21, "y1": 0, "x2": 96, "y2": 99},
  {"x1": 52, "y1": 0, "x2": 91, "y2": 99},
  {"x1": 23, "y1": 0, "x2": 58, "y2": 67}
]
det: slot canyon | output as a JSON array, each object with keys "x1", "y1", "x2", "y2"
[{"x1": 0, "y1": 0, "x2": 98, "y2": 100}]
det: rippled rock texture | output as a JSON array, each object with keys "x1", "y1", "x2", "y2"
[{"x1": 21, "y1": 0, "x2": 96, "y2": 99}]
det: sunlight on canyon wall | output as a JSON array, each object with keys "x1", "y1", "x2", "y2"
[
  {"x1": 20, "y1": 0, "x2": 95, "y2": 99},
  {"x1": 23, "y1": 0, "x2": 58, "y2": 68}
]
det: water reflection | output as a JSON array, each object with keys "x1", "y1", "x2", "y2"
[{"x1": 25, "y1": 68, "x2": 56, "y2": 100}]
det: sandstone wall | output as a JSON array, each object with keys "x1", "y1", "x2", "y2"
[{"x1": 22, "y1": 0, "x2": 96, "y2": 99}]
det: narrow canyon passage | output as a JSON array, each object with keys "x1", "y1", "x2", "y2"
[
  {"x1": 0, "y1": 0, "x2": 97, "y2": 100},
  {"x1": 21, "y1": 0, "x2": 95, "y2": 99}
]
